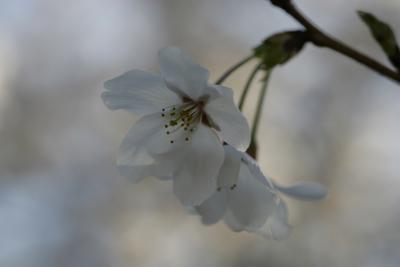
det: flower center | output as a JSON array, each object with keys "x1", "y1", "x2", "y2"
[{"x1": 161, "y1": 100, "x2": 204, "y2": 144}]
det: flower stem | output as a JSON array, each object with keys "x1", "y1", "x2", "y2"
[
  {"x1": 251, "y1": 71, "x2": 271, "y2": 142},
  {"x1": 215, "y1": 55, "x2": 254, "y2": 85},
  {"x1": 269, "y1": 0, "x2": 400, "y2": 84},
  {"x1": 238, "y1": 62, "x2": 264, "y2": 111}
]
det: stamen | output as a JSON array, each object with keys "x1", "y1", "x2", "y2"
[{"x1": 161, "y1": 100, "x2": 203, "y2": 145}]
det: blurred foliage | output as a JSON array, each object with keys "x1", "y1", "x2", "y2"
[{"x1": 358, "y1": 10, "x2": 400, "y2": 70}]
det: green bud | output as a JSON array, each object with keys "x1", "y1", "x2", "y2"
[
  {"x1": 358, "y1": 10, "x2": 400, "y2": 70},
  {"x1": 253, "y1": 30, "x2": 308, "y2": 70}
]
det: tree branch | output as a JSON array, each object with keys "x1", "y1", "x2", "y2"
[{"x1": 269, "y1": 0, "x2": 400, "y2": 83}]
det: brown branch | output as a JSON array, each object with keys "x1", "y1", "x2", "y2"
[{"x1": 270, "y1": 0, "x2": 400, "y2": 83}]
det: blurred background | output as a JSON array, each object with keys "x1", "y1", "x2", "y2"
[{"x1": 1, "y1": 0, "x2": 400, "y2": 266}]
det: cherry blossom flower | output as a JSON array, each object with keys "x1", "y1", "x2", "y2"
[
  {"x1": 195, "y1": 145, "x2": 327, "y2": 239},
  {"x1": 102, "y1": 47, "x2": 250, "y2": 205}
]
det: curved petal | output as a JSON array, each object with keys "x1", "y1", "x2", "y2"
[
  {"x1": 117, "y1": 130, "x2": 158, "y2": 182},
  {"x1": 226, "y1": 162, "x2": 276, "y2": 230},
  {"x1": 102, "y1": 70, "x2": 181, "y2": 116},
  {"x1": 205, "y1": 84, "x2": 234, "y2": 101},
  {"x1": 118, "y1": 135, "x2": 185, "y2": 182},
  {"x1": 273, "y1": 181, "x2": 327, "y2": 201},
  {"x1": 159, "y1": 47, "x2": 209, "y2": 100},
  {"x1": 117, "y1": 119, "x2": 156, "y2": 182},
  {"x1": 117, "y1": 141, "x2": 155, "y2": 182},
  {"x1": 256, "y1": 199, "x2": 291, "y2": 240},
  {"x1": 117, "y1": 113, "x2": 180, "y2": 171},
  {"x1": 173, "y1": 124, "x2": 224, "y2": 206},
  {"x1": 224, "y1": 209, "x2": 245, "y2": 232},
  {"x1": 195, "y1": 190, "x2": 228, "y2": 225},
  {"x1": 195, "y1": 144, "x2": 240, "y2": 225},
  {"x1": 204, "y1": 96, "x2": 250, "y2": 151},
  {"x1": 149, "y1": 148, "x2": 186, "y2": 177},
  {"x1": 209, "y1": 84, "x2": 234, "y2": 100},
  {"x1": 217, "y1": 145, "x2": 241, "y2": 189},
  {"x1": 240, "y1": 152, "x2": 275, "y2": 190}
]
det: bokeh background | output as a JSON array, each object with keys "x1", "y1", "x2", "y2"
[{"x1": 1, "y1": 0, "x2": 400, "y2": 266}]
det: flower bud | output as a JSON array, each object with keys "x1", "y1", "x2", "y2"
[{"x1": 253, "y1": 30, "x2": 308, "y2": 69}]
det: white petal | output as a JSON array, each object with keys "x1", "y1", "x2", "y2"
[
  {"x1": 118, "y1": 145, "x2": 184, "y2": 183},
  {"x1": 273, "y1": 181, "x2": 327, "y2": 201},
  {"x1": 173, "y1": 124, "x2": 224, "y2": 206},
  {"x1": 159, "y1": 47, "x2": 209, "y2": 100},
  {"x1": 226, "y1": 162, "x2": 276, "y2": 230},
  {"x1": 217, "y1": 145, "x2": 241, "y2": 189},
  {"x1": 209, "y1": 84, "x2": 234, "y2": 100},
  {"x1": 204, "y1": 96, "x2": 250, "y2": 151},
  {"x1": 196, "y1": 144, "x2": 240, "y2": 225},
  {"x1": 117, "y1": 113, "x2": 180, "y2": 176},
  {"x1": 150, "y1": 148, "x2": 186, "y2": 176},
  {"x1": 102, "y1": 70, "x2": 181, "y2": 116},
  {"x1": 224, "y1": 209, "x2": 245, "y2": 232},
  {"x1": 256, "y1": 199, "x2": 291, "y2": 240},
  {"x1": 255, "y1": 200, "x2": 292, "y2": 240},
  {"x1": 224, "y1": 199, "x2": 291, "y2": 239},
  {"x1": 117, "y1": 124, "x2": 156, "y2": 182},
  {"x1": 205, "y1": 84, "x2": 234, "y2": 101},
  {"x1": 240, "y1": 152, "x2": 275, "y2": 190},
  {"x1": 195, "y1": 190, "x2": 228, "y2": 225},
  {"x1": 125, "y1": 112, "x2": 187, "y2": 155}
]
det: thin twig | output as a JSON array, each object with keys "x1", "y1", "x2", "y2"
[
  {"x1": 215, "y1": 55, "x2": 254, "y2": 85},
  {"x1": 239, "y1": 62, "x2": 264, "y2": 111},
  {"x1": 251, "y1": 71, "x2": 271, "y2": 142},
  {"x1": 270, "y1": 0, "x2": 400, "y2": 83}
]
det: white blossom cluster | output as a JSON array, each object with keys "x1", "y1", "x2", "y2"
[{"x1": 102, "y1": 47, "x2": 326, "y2": 239}]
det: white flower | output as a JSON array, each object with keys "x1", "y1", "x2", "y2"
[
  {"x1": 195, "y1": 145, "x2": 327, "y2": 239},
  {"x1": 102, "y1": 47, "x2": 250, "y2": 205}
]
